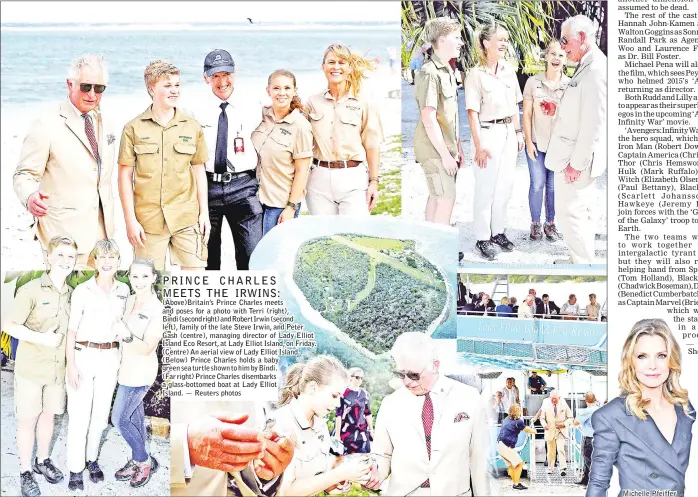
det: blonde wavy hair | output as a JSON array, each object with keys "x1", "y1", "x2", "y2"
[
  {"x1": 619, "y1": 319, "x2": 691, "y2": 420},
  {"x1": 508, "y1": 403, "x2": 523, "y2": 420},
  {"x1": 90, "y1": 239, "x2": 120, "y2": 277},
  {"x1": 278, "y1": 355, "x2": 348, "y2": 407},
  {"x1": 474, "y1": 23, "x2": 509, "y2": 67},
  {"x1": 322, "y1": 44, "x2": 375, "y2": 97}
]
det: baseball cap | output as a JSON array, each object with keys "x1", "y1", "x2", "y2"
[{"x1": 204, "y1": 49, "x2": 235, "y2": 77}]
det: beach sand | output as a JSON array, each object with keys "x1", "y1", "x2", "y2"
[
  {"x1": 0, "y1": 370, "x2": 169, "y2": 497},
  {"x1": 400, "y1": 79, "x2": 608, "y2": 266},
  {"x1": 0, "y1": 68, "x2": 401, "y2": 272}
]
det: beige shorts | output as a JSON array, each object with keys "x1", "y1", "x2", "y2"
[
  {"x1": 136, "y1": 224, "x2": 208, "y2": 270},
  {"x1": 419, "y1": 158, "x2": 457, "y2": 199},
  {"x1": 14, "y1": 373, "x2": 66, "y2": 420},
  {"x1": 497, "y1": 440, "x2": 523, "y2": 467}
]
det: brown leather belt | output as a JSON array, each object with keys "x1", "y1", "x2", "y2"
[
  {"x1": 482, "y1": 116, "x2": 514, "y2": 125},
  {"x1": 76, "y1": 341, "x2": 119, "y2": 350},
  {"x1": 313, "y1": 158, "x2": 362, "y2": 168}
]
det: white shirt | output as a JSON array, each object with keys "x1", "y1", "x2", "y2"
[
  {"x1": 501, "y1": 386, "x2": 517, "y2": 412},
  {"x1": 561, "y1": 302, "x2": 580, "y2": 315},
  {"x1": 518, "y1": 302, "x2": 534, "y2": 319},
  {"x1": 190, "y1": 90, "x2": 261, "y2": 173},
  {"x1": 68, "y1": 276, "x2": 130, "y2": 342}
]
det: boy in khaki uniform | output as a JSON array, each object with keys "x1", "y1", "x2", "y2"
[
  {"x1": 414, "y1": 17, "x2": 464, "y2": 226},
  {"x1": 118, "y1": 61, "x2": 209, "y2": 271},
  {"x1": 4, "y1": 236, "x2": 77, "y2": 497}
]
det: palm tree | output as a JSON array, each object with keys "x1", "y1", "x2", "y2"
[{"x1": 402, "y1": 1, "x2": 606, "y2": 73}]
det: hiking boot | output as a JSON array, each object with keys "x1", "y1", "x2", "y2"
[
  {"x1": 544, "y1": 221, "x2": 561, "y2": 241},
  {"x1": 529, "y1": 222, "x2": 543, "y2": 241},
  {"x1": 513, "y1": 483, "x2": 528, "y2": 490},
  {"x1": 129, "y1": 460, "x2": 153, "y2": 488},
  {"x1": 68, "y1": 472, "x2": 83, "y2": 491},
  {"x1": 114, "y1": 460, "x2": 136, "y2": 481},
  {"x1": 86, "y1": 460, "x2": 104, "y2": 483},
  {"x1": 32, "y1": 458, "x2": 63, "y2": 484},
  {"x1": 20, "y1": 471, "x2": 41, "y2": 497},
  {"x1": 490, "y1": 233, "x2": 514, "y2": 252},
  {"x1": 475, "y1": 240, "x2": 497, "y2": 261}
]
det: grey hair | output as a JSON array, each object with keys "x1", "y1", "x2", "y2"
[
  {"x1": 562, "y1": 15, "x2": 598, "y2": 42},
  {"x1": 391, "y1": 332, "x2": 437, "y2": 363},
  {"x1": 68, "y1": 54, "x2": 109, "y2": 82}
]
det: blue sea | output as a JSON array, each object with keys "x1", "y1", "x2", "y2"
[{"x1": 0, "y1": 22, "x2": 400, "y2": 108}]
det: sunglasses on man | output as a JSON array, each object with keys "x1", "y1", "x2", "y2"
[
  {"x1": 393, "y1": 364, "x2": 427, "y2": 382},
  {"x1": 78, "y1": 83, "x2": 107, "y2": 94}
]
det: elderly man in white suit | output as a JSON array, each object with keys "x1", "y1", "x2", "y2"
[
  {"x1": 170, "y1": 400, "x2": 293, "y2": 497},
  {"x1": 531, "y1": 391, "x2": 574, "y2": 476},
  {"x1": 365, "y1": 333, "x2": 490, "y2": 496},
  {"x1": 14, "y1": 54, "x2": 117, "y2": 269},
  {"x1": 545, "y1": 15, "x2": 607, "y2": 264}
]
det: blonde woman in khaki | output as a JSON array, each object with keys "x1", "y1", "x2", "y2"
[
  {"x1": 305, "y1": 44, "x2": 383, "y2": 216},
  {"x1": 274, "y1": 356, "x2": 372, "y2": 496},
  {"x1": 587, "y1": 319, "x2": 694, "y2": 497}
]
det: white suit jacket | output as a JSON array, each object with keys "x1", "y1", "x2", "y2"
[
  {"x1": 372, "y1": 376, "x2": 491, "y2": 496},
  {"x1": 538, "y1": 398, "x2": 574, "y2": 441},
  {"x1": 13, "y1": 99, "x2": 116, "y2": 253},
  {"x1": 545, "y1": 46, "x2": 607, "y2": 178}
]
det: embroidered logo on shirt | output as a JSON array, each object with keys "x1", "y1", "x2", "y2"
[
  {"x1": 179, "y1": 135, "x2": 192, "y2": 143},
  {"x1": 279, "y1": 128, "x2": 292, "y2": 136},
  {"x1": 138, "y1": 313, "x2": 148, "y2": 320},
  {"x1": 107, "y1": 133, "x2": 115, "y2": 145},
  {"x1": 139, "y1": 136, "x2": 150, "y2": 140},
  {"x1": 117, "y1": 294, "x2": 127, "y2": 299},
  {"x1": 346, "y1": 105, "x2": 361, "y2": 112},
  {"x1": 41, "y1": 301, "x2": 51, "y2": 305},
  {"x1": 454, "y1": 412, "x2": 470, "y2": 423}
]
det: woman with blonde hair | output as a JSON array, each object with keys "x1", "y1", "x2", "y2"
[
  {"x1": 587, "y1": 319, "x2": 694, "y2": 497},
  {"x1": 497, "y1": 403, "x2": 536, "y2": 490},
  {"x1": 111, "y1": 258, "x2": 164, "y2": 487},
  {"x1": 522, "y1": 40, "x2": 569, "y2": 242},
  {"x1": 252, "y1": 69, "x2": 314, "y2": 235},
  {"x1": 333, "y1": 367, "x2": 374, "y2": 454},
  {"x1": 305, "y1": 44, "x2": 383, "y2": 216},
  {"x1": 274, "y1": 356, "x2": 372, "y2": 495},
  {"x1": 464, "y1": 23, "x2": 524, "y2": 261},
  {"x1": 495, "y1": 296, "x2": 513, "y2": 318},
  {"x1": 65, "y1": 239, "x2": 131, "y2": 490}
]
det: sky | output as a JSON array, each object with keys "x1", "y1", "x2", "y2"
[{"x1": 0, "y1": 1, "x2": 399, "y2": 23}]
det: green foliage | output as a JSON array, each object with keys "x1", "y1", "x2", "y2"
[{"x1": 371, "y1": 169, "x2": 402, "y2": 217}]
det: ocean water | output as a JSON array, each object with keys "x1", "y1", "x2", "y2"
[{"x1": 0, "y1": 22, "x2": 400, "y2": 108}]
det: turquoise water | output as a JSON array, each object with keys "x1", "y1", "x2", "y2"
[{"x1": 0, "y1": 22, "x2": 399, "y2": 106}]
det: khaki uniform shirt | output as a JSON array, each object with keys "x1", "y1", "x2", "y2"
[
  {"x1": 11, "y1": 273, "x2": 72, "y2": 385},
  {"x1": 464, "y1": 60, "x2": 523, "y2": 122},
  {"x1": 118, "y1": 293, "x2": 164, "y2": 387},
  {"x1": 118, "y1": 107, "x2": 208, "y2": 234},
  {"x1": 305, "y1": 90, "x2": 383, "y2": 162},
  {"x1": 275, "y1": 399, "x2": 335, "y2": 493},
  {"x1": 414, "y1": 53, "x2": 459, "y2": 163},
  {"x1": 523, "y1": 72, "x2": 570, "y2": 152},
  {"x1": 251, "y1": 107, "x2": 313, "y2": 208}
]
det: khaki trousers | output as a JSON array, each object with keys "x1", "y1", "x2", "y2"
[
  {"x1": 305, "y1": 163, "x2": 369, "y2": 216},
  {"x1": 554, "y1": 167, "x2": 597, "y2": 264},
  {"x1": 546, "y1": 435, "x2": 567, "y2": 471}
]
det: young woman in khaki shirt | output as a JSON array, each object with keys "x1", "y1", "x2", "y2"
[
  {"x1": 522, "y1": 41, "x2": 570, "y2": 242},
  {"x1": 252, "y1": 70, "x2": 313, "y2": 235},
  {"x1": 274, "y1": 356, "x2": 372, "y2": 496},
  {"x1": 305, "y1": 44, "x2": 383, "y2": 216},
  {"x1": 111, "y1": 258, "x2": 164, "y2": 487}
]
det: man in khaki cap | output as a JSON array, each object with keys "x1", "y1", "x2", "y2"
[
  {"x1": 414, "y1": 17, "x2": 464, "y2": 226},
  {"x1": 118, "y1": 60, "x2": 209, "y2": 270},
  {"x1": 14, "y1": 54, "x2": 116, "y2": 269},
  {"x1": 4, "y1": 236, "x2": 77, "y2": 497}
]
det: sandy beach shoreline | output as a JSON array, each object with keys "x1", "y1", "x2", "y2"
[
  {"x1": 400, "y1": 79, "x2": 607, "y2": 266},
  {"x1": 1, "y1": 68, "x2": 401, "y2": 272}
]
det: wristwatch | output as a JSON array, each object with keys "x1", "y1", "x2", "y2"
[{"x1": 287, "y1": 200, "x2": 300, "y2": 210}]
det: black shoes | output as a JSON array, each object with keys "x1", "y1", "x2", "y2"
[
  {"x1": 87, "y1": 460, "x2": 104, "y2": 483},
  {"x1": 32, "y1": 457, "x2": 63, "y2": 484},
  {"x1": 475, "y1": 240, "x2": 497, "y2": 261},
  {"x1": 68, "y1": 472, "x2": 84, "y2": 491},
  {"x1": 513, "y1": 483, "x2": 528, "y2": 490},
  {"x1": 20, "y1": 471, "x2": 40, "y2": 497},
  {"x1": 560, "y1": 469, "x2": 567, "y2": 477},
  {"x1": 490, "y1": 233, "x2": 514, "y2": 252}
]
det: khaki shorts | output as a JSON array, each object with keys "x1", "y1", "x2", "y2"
[
  {"x1": 497, "y1": 440, "x2": 523, "y2": 467},
  {"x1": 419, "y1": 158, "x2": 457, "y2": 199},
  {"x1": 14, "y1": 373, "x2": 66, "y2": 420},
  {"x1": 136, "y1": 224, "x2": 207, "y2": 270}
]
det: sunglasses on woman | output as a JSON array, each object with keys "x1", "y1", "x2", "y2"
[{"x1": 79, "y1": 83, "x2": 107, "y2": 94}]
